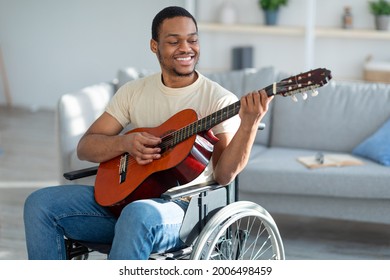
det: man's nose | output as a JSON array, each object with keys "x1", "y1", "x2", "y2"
[{"x1": 178, "y1": 41, "x2": 191, "y2": 52}]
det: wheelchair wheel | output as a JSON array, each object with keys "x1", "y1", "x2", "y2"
[{"x1": 190, "y1": 201, "x2": 285, "y2": 260}]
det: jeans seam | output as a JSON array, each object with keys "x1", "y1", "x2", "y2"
[{"x1": 56, "y1": 211, "x2": 113, "y2": 221}]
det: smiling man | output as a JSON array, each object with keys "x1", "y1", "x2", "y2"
[{"x1": 24, "y1": 6, "x2": 273, "y2": 260}]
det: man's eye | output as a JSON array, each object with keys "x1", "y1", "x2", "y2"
[{"x1": 168, "y1": 41, "x2": 178, "y2": 45}]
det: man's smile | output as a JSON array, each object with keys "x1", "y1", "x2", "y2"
[{"x1": 175, "y1": 55, "x2": 194, "y2": 66}]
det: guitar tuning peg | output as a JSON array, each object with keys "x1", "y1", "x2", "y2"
[
  {"x1": 301, "y1": 92, "x2": 308, "y2": 100},
  {"x1": 311, "y1": 90, "x2": 319, "y2": 97},
  {"x1": 291, "y1": 95, "x2": 298, "y2": 102}
]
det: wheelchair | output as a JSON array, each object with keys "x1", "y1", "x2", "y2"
[{"x1": 63, "y1": 166, "x2": 285, "y2": 260}]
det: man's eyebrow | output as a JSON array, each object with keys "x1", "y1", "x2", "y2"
[{"x1": 164, "y1": 32, "x2": 198, "y2": 38}]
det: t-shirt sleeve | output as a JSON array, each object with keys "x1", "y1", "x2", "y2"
[{"x1": 105, "y1": 83, "x2": 132, "y2": 128}]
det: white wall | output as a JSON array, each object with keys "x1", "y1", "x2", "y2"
[
  {"x1": 0, "y1": 0, "x2": 184, "y2": 109},
  {"x1": 0, "y1": 0, "x2": 389, "y2": 109}
]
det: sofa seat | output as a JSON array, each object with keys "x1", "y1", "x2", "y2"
[
  {"x1": 239, "y1": 146, "x2": 390, "y2": 224},
  {"x1": 241, "y1": 147, "x2": 390, "y2": 200}
]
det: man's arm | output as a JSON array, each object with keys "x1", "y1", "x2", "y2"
[
  {"x1": 212, "y1": 90, "x2": 273, "y2": 186},
  {"x1": 77, "y1": 112, "x2": 162, "y2": 164}
]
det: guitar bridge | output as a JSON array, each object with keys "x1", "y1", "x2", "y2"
[{"x1": 118, "y1": 153, "x2": 129, "y2": 184}]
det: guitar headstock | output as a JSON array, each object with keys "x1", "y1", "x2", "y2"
[{"x1": 270, "y1": 68, "x2": 332, "y2": 101}]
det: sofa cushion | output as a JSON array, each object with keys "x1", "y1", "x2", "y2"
[
  {"x1": 352, "y1": 118, "x2": 390, "y2": 166},
  {"x1": 240, "y1": 147, "x2": 390, "y2": 200},
  {"x1": 204, "y1": 69, "x2": 246, "y2": 97},
  {"x1": 270, "y1": 80, "x2": 390, "y2": 152},
  {"x1": 241, "y1": 67, "x2": 276, "y2": 96},
  {"x1": 242, "y1": 67, "x2": 276, "y2": 146}
]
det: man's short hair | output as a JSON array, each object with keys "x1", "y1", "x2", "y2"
[{"x1": 151, "y1": 6, "x2": 198, "y2": 41}]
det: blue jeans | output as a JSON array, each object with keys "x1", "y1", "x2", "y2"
[{"x1": 23, "y1": 185, "x2": 188, "y2": 259}]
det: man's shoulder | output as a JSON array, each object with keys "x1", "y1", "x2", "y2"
[
  {"x1": 198, "y1": 72, "x2": 230, "y2": 91},
  {"x1": 129, "y1": 71, "x2": 159, "y2": 85},
  {"x1": 197, "y1": 72, "x2": 238, "y2": 102}
]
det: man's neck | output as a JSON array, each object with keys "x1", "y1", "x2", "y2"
[{"x1": 161, "y1": 71, "x2": 198, "y2": 88}]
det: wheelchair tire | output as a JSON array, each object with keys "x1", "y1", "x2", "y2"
[{"x1": 190, "y1": 201, "x2": 285, "y2": 260}]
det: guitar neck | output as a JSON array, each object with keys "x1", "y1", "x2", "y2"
[
  {"x1": 194, "y1": 82, "x2": 276, "y2": 133},
  {"x1": 163, "y1": 84, "x2": 278, "y2": 149}
]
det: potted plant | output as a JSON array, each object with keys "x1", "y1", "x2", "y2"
[
  {"x1": 258, "y1": 0, "x2": 288, "y2": 25},
  {"x1": 369, "y1": 0, "x2": 390, "y2": 30}
]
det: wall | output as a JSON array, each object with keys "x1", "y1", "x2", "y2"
[
  {"x1": 0, "y1": 0, "x2": 389, "y2": 109},
  {"x1": 0, "y1": 0, "x2": 184, "y2": 109}
]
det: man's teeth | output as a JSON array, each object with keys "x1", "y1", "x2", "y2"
[{"x1": 177, "y1": 57, "x2": 191, "y2": 61}]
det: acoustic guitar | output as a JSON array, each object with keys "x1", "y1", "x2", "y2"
[{"x1": 94, "y1": 68, "x2": 332, "y2": 216}]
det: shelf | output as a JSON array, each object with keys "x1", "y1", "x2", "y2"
[
  {"x1": 198, "y1": 23, "x2": 304, "y2": 36},
  {"x1": 194, "y1": 0, "x2": 390, "y2": 80},
  {"x1": 315, "y1": 27, "x2": 390, "y2": 40},
  {"x1": 199, "y1": 23, "x2": 390, "y2": 40}
]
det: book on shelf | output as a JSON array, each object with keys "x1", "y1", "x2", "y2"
[{"x1": 297, "y1": 153, "x2": 364, "y2": 169}]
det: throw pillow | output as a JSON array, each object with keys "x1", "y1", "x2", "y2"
[{"x1": 352, "y1": 118, "x2": 390, "y2": 166}]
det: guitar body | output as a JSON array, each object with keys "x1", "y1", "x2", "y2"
[{"x1": 94, "y1": 109, "x2": 218, "y2": 216}]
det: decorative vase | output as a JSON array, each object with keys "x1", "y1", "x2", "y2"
[
  {"x1": 264, "y1": 9, "x2": 279, "y2": 26},
  {"x1": 375, "y1": 15, "x2": 390, "y2": 31},
  {"x1": 219, "y1": 1, "x2": 237, "y2": 25}
]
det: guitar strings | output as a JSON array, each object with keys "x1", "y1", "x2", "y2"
[{"x1": 157, "y1": 104, "x2": 239, "y2": 151}]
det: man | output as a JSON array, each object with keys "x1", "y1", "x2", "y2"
[{"x1": 24, "y1": 6, "x2": 273, "y2": 259}]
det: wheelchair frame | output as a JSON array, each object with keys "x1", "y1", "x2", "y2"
[{"x1": 63, "y1": 167, "x2": 285, "y2": 260}]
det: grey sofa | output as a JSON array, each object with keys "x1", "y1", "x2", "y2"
[{"x1": 57, "y1": 66, "x2": 390, "y2": 224}]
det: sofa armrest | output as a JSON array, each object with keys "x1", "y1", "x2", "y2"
[{"x1": 57, "y1": 82, "x2": 115, "y2": 183}]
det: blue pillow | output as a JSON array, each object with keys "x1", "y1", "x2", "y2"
[{"x1": 352, "y1": 118, "x2": 390, "y2": 166}]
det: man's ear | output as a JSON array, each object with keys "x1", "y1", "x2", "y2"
[{"x1": 150, "y1": 39, "x2": 158, "y2": 54}]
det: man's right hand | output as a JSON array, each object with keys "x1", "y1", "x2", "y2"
[{"x1": 124, "y1": 132, "x2": 162, "y2": 165}]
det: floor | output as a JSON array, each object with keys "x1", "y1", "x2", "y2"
[
  {"x1": 1, "y1": 105, "x2": 390, "y2": 260},
  {"x1": 0, "y1": 106, "x2": 59, "y2": 259}
]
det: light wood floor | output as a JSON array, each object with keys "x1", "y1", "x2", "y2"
[
  {"x1": 0, "y1": 106, "x2": 58, "y2": 259},
  {"x1": 1, "y1": 105, "x2": 390, "y2": 260}
]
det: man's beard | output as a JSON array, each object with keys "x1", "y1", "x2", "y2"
[
  {"x1": 157, "y1": 51, "x2": 199, "y2": 77},
  {"x1": 173, "y1": 67, "x2": 196, "y2": 77}
]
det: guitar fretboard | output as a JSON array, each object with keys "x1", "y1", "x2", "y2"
[
  {"x1": 160, "y1": 83, "x2": 278, "y2": 151},
  {"x1": 160, "y1": 100, "x2": 241, "y2": 151}
]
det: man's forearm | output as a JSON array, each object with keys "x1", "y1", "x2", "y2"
[
  {"x1": 77, "y1": 133, "x2": 126, "y2": 163},
  {"x1": 213, "y1": 125, "x2": 258, "y2": 185}
]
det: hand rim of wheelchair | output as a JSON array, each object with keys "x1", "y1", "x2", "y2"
[{"x1": 190, "y1": 200, "x2": 285, "y2": 260}]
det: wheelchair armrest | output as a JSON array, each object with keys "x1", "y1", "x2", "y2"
[
  {"x1": 63, "y1": 166, "x2": 98, "y2": 180},
  {"x1": 160, "y1": 181, "x2": 226, "y2": 201}
]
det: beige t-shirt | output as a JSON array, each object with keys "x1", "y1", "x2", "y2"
[{"x1": 106, "y1": 71, "x2": 240, "y2": 185}]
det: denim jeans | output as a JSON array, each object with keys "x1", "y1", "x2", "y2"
[{"x1": 23, "y1": 185, "x2": 188, "y2": 259}]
